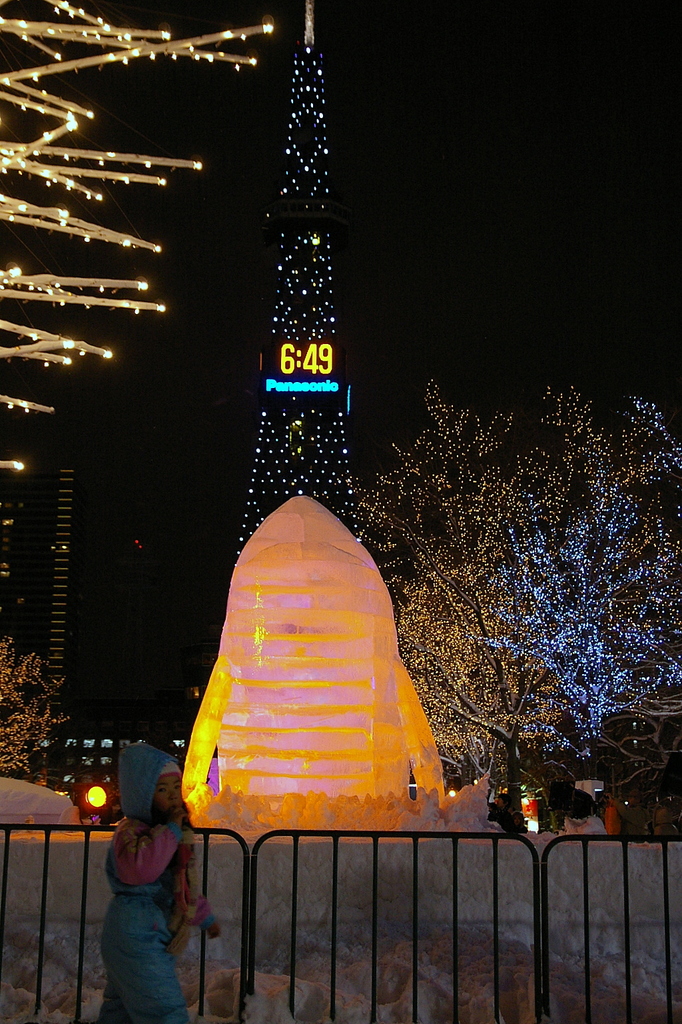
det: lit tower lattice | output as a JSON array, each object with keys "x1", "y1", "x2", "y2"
[{"x1": 240, "y1": 2, "x2": 355, "y2": 544}]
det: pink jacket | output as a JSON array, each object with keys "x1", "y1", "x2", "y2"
[{"x1": 109, "y1": 817, "x2": 214, "y2": 928}]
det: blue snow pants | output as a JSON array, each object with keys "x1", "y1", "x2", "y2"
[{"x1": 98, "y1": 895, "x2": 188, "y2": 1024}]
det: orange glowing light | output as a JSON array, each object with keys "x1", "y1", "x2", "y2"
[{"x1": 184, "y1": 497, "x2": 443, "y2": 821}]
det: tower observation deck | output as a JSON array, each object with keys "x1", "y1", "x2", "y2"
[{"x1": 239, "y1": 11, "x2": 355, "y2": 545}]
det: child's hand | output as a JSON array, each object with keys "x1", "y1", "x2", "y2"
[
  {"x1": 168, "y1": 806, "x2": 187, "y2": 828},
  {"x1": 207, "y1": 921, "x2": 221, "y2": 939}
]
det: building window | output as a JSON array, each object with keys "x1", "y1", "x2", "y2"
[
  {"x1": 101, "y1": 738, "x2": 114, "y2": 748},
  {"x1": 83, "y1": 739, "x2": 96, "y2": 748},
  {"x1": 119, "y1": 739, "x2": 131, "y2": 748},
  {"x1": 66, "y1": 738, "x2": 78, "y2": 747}
]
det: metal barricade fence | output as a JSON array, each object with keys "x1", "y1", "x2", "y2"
[
  {"x1": 248, "y1": 830, "x2": 542, "y2": 1024},
  {"x1": 0, "y1": 824, "x2": 250, "y2": 1024},
  {"x1": 541, "y1": 834, "x2": 682, "y2": 1024},
  {"x1": 2, "y1": 825, "x2": 681, "y2": 1024},
  {"x1": 0, "y1": 823, "x2": 114, "y2": 1021}
]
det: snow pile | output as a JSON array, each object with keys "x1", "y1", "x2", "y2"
[
  {"x1": 561, "y1": 814, "x2": 607, "y2": 835},
  {"x1": 0, "y1": 778, "x2": 78, "y2": 825},
  {"x1": 242, "y1": 931, "x2": 540, "y2": 1024},
  {"x1": 0, "y1": 828, "x2": 680, "y2": 1024},
  {"x1": 200, "y1": 778, "x2": 497, "y2": 837}
]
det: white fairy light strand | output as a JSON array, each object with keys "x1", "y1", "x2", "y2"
[{"x1": 0, "y1": 0, "x2": 273, "y2": 465}]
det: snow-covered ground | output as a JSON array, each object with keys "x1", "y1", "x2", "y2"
[{"x1": 1, "y1": 784, "x2": 681, "y2": 1024}]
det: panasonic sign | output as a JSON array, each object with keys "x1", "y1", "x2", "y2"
[{"x1": 265, "y1": 378, "x2": 339, "y2": 393}]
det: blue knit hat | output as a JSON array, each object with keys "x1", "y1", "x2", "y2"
[{"x1": 118, "y1": 743, "x2": 180, "y2": 824}]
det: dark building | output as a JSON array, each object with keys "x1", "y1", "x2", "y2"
[
  {"x1": 0, "y1": 469, "x2": 84, "y2": 684},
  {"x1": 180, "y1": 638, "x2": 220, "y2": 701},
  {"x1": 50, "y1": 690, "x2": 200, "y2": 791},
  {"x1": 46, "y1": 646, "x2": 218, "y2": 792},
  {"x1": 240, "y1": 14, "x2": 356, "y2": 545}
]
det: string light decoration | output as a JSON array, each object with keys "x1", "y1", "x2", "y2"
[
  {"x1": 356, "y1": 384, "x2": 682, "y2": 794},
  {"x1": 240, "y1": 2, "x2": 355, "y2": 544},
  {"x1": 0, "y1": 635, "x2": 65, "y2": 775},
  {"x1": 496, "y1": 476, "x2": 682, "y2": 774},
  {"x1": 0, "y1": 0, "x2": 273, "y2": 463}
]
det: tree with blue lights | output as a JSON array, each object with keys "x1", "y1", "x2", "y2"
[
  {"x1": 359, "y1": 386, "x2": 682, "y2": 797},
  {"x1": 496, "y1": 473, "x2": 682, "y2": 775}
]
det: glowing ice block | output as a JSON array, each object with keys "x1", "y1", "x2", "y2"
[{"x1": 184, "y1": 497, "x2": 443, "y2": 815}]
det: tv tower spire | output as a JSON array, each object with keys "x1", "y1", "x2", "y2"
[
  {"x1": 305, "y1": 0, "x2": 315, "y2": 47},
  {"x1": 240, "y1": 4, "x2": 355, "y2": 545}
]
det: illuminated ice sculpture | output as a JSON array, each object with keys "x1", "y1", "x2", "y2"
[{"x1": 184, "y1": 497, "x2": 443, "y2": 821}]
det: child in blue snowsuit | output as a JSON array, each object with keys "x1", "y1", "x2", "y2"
[{"x1": 98, "y1": 743, "x2": 220, "y2": 1024}]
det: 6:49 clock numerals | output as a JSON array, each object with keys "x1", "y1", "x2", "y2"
[{"x1": 280, "y1": 342, "x2": 333, "y2": 376}]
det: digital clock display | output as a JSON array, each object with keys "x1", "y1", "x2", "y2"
[
  {"x1": 261, "y1": 340, "x2": 346, "y2": 402},
  {"x1": 280, "y1": 342, "x2": 333, "y2": 376}
]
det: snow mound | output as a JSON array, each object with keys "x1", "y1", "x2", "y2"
[
  {"x1": 562, "y1": 814, "x2": 607, "y2": 835},
  {"x1": 0, "y1": 778, "x2": 77, "y2": 824},
  {"x1": 199, "y1": 777, "x2": 497, "y2": 836}
]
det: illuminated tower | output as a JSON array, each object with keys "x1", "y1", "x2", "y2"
[{"x1": 240, "y1": 3, "x2": 354, "y2": 545}]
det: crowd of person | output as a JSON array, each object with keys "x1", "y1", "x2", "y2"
[
  {"x1": 488, "y1": 786, "x2": 681, "y2": 835},
  {"x1": 600, "y1": 789, "x2": 680, "y2": 835}
]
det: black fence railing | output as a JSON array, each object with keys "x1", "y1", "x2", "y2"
[
  {"x1": 248, "y1": 830, "x2": 541, "y2": 1024},
  {"x1": 541, "y1": 834, "x2": 682, "y2": 1024},
  {"x1": 0, "y1": 823, "x2": 250, "y2": 1023},
  {"x1": 1, "y1": 825, "x2": 680, "y2": 1024}
]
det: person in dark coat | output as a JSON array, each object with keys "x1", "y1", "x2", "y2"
[
  {"x1": 510, "y1": 810, "x2": 528, "y2": 833},
  {"x1": 488, "y1": 792, "x2": 516, "y2": 832}
]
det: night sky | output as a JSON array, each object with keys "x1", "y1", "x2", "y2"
[{"x1": 1, "y1": 1, "x2": 679, "y2": 697}]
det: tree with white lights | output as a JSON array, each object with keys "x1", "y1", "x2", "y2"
[
  {"x1": 358, "y1": 384, "x2": 574, "y2": 803},
  {"x1": 0, "y1": 635, "x2": 65, "y2": 776},
  {"x1": 1, "y1": 0, "x2": 273, "y2": 467},
  {"x1": 358, "y1": 386, "x2": 682, "y2": 799}
]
